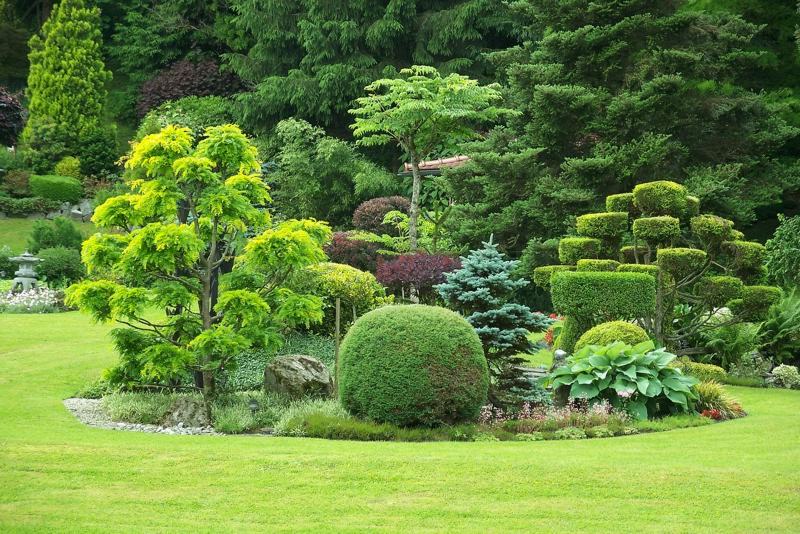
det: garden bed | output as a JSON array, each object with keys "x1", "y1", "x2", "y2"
[{"x1": 66, "y1": 390, "x2": 720, "y2": 442}]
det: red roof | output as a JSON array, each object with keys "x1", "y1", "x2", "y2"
[{"x1": 403, "y1": 155, "x2": 469, "y2": 172}]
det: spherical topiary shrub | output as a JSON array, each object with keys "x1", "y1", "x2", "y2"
[
  {"x1": 339, "y1": 305, "x2": 488, "y2": 427},
  {"x1": 574, "y1": 321, "x2": 650, "y2": 351}
]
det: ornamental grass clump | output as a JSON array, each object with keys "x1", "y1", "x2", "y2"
[{"x1": 693, "y1": 381, "x2": 746, "y2": 420}]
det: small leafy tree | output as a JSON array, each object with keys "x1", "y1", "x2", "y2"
[
  {"x1": 66, "y1": 125, "x2": 331, "y2": 412},
  {"x1": 437, "y1": 239, "x2": 552, "y2": 405},
  {"x1": 349, "y1": 65, "x2": 509, "y2": 251},
  {"x1": 22, "y1": 0, "x2": 111, "y2": 165}
]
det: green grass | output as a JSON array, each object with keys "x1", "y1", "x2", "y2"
[
  {"x1": 1, "y1": 312, "x2": 800, "y2": 531},
  {"x1": 0, "y1": 217, "x2": 95, "y2": 253}
]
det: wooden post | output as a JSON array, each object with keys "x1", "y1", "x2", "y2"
[{"x1": 334, "y1": 297, "x2": 341, "y2": 396}]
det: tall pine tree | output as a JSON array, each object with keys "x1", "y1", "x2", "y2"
[
  {"x1": 436, "y1": 239, "x2": 551, "y2": 406},
  {"x1": 225, "y1": 0, "x2": 516, "y2": 135},
  {"x1": 447, "y1": 0, "x2": 800, "y2": 251}
]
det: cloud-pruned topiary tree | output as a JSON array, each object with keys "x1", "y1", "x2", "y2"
[
  {"x1": 534, "y1": 180, "x2": 782, "y2": 354},
  {"x1": 437, "y1": 239, "x2": 552, "y2": 405},
  {"x1": 66, "y1": 124, "x2": 331, "y2": 414}
]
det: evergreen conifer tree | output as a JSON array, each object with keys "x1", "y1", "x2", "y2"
[
  {"x1": 448, "y1": 0, "x2": 800, "y2": 251},
  {"x1": 21, "y1": 0, "x2": 111, "y2": 170},
  {"x1": 437, "y1": 239, "x2": 551, "y2": 405},
  {"x1": 225, "y1": 0, "x2": 515, "y2": 134}
]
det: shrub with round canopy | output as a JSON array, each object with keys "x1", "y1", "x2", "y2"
[
  {"x1": 574, "y1": 321, "x2": 650, "y2": 352},
  {"x1": 288, "y1": 262, "x2": 387, "y2": 334},
  {"x1": 338, "y1": 305, "x2": 488, "y2": 427}
]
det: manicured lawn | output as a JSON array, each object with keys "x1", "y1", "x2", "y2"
[
  {"x1": 0, "y1": 217, "x2": 96, "y2": 253},
  {"x1": 1, "y1": 312, "x2": 799, "y2": 532}
]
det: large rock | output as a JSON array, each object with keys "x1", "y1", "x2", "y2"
[
  {"x1": 264, "y1": 354, "x2": 333, "y2": 399},
  {"x1": 163, "y1": 396, "x2": 209, "y2": 427}
]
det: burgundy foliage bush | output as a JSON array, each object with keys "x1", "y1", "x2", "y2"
[
  {"x1": 376, "y1": 253, "x2": 461, "y2": 302},
  {"x1": 136, "y1": 60, "x2": 243, "y2": 117},
  {"x1": 352, "y1": 196, "x2": 410, "y2": 235},
  {"x1": 324, "y1": 231, "x2": 382, "y2": 273},
  {"x1": 0, "y1": 87, "x2": 24, "y2": 147}
]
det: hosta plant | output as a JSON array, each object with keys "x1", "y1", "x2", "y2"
[{"x1": 549, "y1": 341, "x2": 699, "y2": 420}]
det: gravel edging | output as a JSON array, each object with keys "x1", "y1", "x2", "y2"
[{"x1": 63, "y1": 398, "x2": 221, "y2": 436}]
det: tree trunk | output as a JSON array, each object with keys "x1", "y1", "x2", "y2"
[{"x1": 409, "y1": 153, "x2": 422, "y2": 251}]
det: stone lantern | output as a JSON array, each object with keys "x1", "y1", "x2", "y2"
[{"x1": 10, "y1": 251, "x2": 43, "y2": 292}]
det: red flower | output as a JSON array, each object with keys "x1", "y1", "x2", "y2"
[{"x1": 543, "y1": 328, "x2": 554, "y2": 346}]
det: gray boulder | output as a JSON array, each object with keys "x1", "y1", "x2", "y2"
[
  {"x1": 264, "y1": 354, "x2": 333, "y2": 399},
  {"x1": 163, "y1": 396, "x2": 209, "y2": 427}
]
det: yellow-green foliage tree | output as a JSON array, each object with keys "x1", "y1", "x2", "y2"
[
  {"x1": 534, "y1": 181, "x2": 782, "y2": 354},
  {"x1": 21, "y1": 0, "x2": 112, "y2": 172},
  {"x1": 66, "y1": 125, "x2": 331, "y2": 411}
]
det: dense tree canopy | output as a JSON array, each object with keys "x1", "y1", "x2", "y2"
[
  {"x1": 266, "y1": 118, "x2": 397, "y2": 226},
  {"x1": 447, "y1": 0, "x2": 800, "y2": 252},
  {"x1": 225, "y1": 0, "x2": 516, "y2": 135}
]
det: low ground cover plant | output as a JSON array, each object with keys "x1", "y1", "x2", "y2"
[
  {"x1": 549, "y1": 340, "x2": 699, "y2": 420},
  {"x1": 0, "y1": 287, "x2": 64, "y2": 313}
]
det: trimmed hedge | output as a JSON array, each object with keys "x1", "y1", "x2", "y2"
[
  {"x1": 606, "y1": 193, "x2": 634, "y2": 213},
  {"x1": 29, "y1": 175, "x2": 82, "y2": 203},
  {"x1": 558, "y1": 237, "x2": 602, "y2": 265},
  {"x1": 672, "y1": 360, "x2": 727, "y2": 383},
  {"x1": 723, "y1": 240, "x2": 766, "y2": 272},
  {"x1": 657, "y1": 248, "x2": 707, "y2": 281},
  {"x1": 619, "y1": 245, "x2": 654, "y2": 263},
  {"x1": 0, "y1": 196, "x2": 61, "y2": 216},
  {"x1": 550, "y1": 271, "x2": 656, "y2": 319},
  {"x1": 685, "y1": 195, "x2": 700, "y2": 218},
  {"x1": 574, "y1": 321, "x2": 650, "y2": 351},
  {"x1": 632, "y1": 180, "x2": 688, "y2": 217},
  {"x1": 729, "y1": 286, "x2": 783, "y2": 321},
  {"x1": 554, "y1": 315, "x2": 591, "y2": 352},
  {"x1": 576, "y1": 259, "x2": 619, "y2": 272},
  {"x1": 694, "y1": 276, "x2": 743, "y2": 308},
  {"x1": 632, "y1": 216, "x2": 680, "y2": 244},
  {"x1": 533, "y1": 265, "x2": 576, "y2": 289},
  {"x1": 575, "y1": 212, "x2": 628, "y2": 239},
  {"x1": 617, "y1": 264, "x2": 660, "y2": 277},
  {"x1": 691, "y1": 214, "x2": 734, "y2": 247},
  {"x1": 339, "y1": 305, "x2": 488, "y2": 427}
]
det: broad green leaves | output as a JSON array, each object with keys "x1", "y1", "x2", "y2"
[{"x1": 549, "y1": 340, "x2": 699, "y2": 419}]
